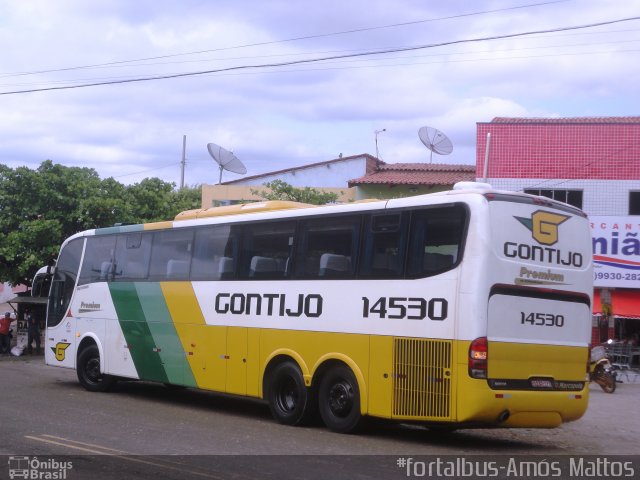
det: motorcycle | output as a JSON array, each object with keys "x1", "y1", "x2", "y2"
[{"x1": 590, "y1": 345, "x2": 616, "y2": 393}]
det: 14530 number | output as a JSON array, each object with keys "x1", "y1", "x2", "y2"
[
  {"x1": 362, "y1": 296, "x2": 448, "y2": 320},
  {"x1": 520, "y1": 312, "x2": 565, "y2": 327}
]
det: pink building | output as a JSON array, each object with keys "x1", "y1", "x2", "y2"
[
  {"x1": 477, "y1": 117, "x2": 640, "y2": 214},
  {"x1": 476, "y1": 117, "x2": 640, "y2": 348}
]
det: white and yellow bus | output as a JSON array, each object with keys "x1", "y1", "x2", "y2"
[{"x1": 45, "y1": 183, "x2": 593, "y2": 433}]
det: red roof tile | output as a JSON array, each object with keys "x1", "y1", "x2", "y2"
[
  {"x1": 378, "y1": 163, "x2": 476, "y2": 172},
  {"x1": 349, "y1": 163, "x2": 475, "y2": 186},
  {"x1": 489, "y1": 117, "x2": 640, "y2": 124}
]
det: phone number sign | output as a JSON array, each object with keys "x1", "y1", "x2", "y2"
[{"x1": 591, "y1": 216, "x2": 640, "y2": 288}]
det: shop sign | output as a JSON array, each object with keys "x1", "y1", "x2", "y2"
[{"x1": 591, "y1": 216, "x2": 640, "y2": 287}]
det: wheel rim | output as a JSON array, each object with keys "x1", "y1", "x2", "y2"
[
  {"x1": 85, "y1": 357, "x2": 102, "y2": 384},
  {"x1": 603, "y1": 376, "x2": 615, "y2": 393},
  {"x1": 327, "y1": 380, "x2": 354, "y2": 418},
  {"x1": 275, "y1": 377, "x2": 298, "y2": 413}
]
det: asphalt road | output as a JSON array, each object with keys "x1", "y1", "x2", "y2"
[{"x1": 1, "y1": 355, "x2": 639, "y2": 479}]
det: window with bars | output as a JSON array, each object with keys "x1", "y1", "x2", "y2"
[
  {"x1": 524, "y1": 189, "x2": 583, "y2": 209},
  {"x1": 629, "y1": 192, "x2": 640, "y2": 215}
]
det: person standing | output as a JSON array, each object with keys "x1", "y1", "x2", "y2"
[
  {"x1": 0, "y1": 312, "x2": 15, "y2": 354},
  {"x1": 25, "y1": 309, "x2": 41, "y2": 355}
]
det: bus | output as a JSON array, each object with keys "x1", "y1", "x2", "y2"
[
  {"x1": 32, "y1": 266, "x2": 53, "y2": 299},
  {"x1": 45, "y1": 183, "x2": 593, "y2": 433}
]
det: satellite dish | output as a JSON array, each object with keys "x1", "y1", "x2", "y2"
[
  {"x1": 207, "y1": 143, "x2": 247, "y2": 184},
  {"x1": 418, "y1": 126, "x2": 453, "y2": 163}
]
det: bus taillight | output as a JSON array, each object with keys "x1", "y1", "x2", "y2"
[{"x1": 469, "y1": 337, "x2": 488, "y2": 379}]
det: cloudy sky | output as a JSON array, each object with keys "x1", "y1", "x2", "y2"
[{"x1": 1, "y1": 0, "x2": 639, "y2": 186}]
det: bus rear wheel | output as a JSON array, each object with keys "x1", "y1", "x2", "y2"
[
  {"x1": 318, "y1": 365, "x2": 362, "y2": 433},
  {"x1": 77, "y1": 345, "x2": 116, "y2": 392},
  {"x1": 266, "y1": 361, "x2": 313, "y2": 426}
]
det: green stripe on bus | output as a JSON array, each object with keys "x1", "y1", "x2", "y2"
[
  {"x1": 135, "y1": 282, "x2": 197, "y2": 388},
  {"x1": 108, "y1": 282, "x2": 169, "y2": 384}
]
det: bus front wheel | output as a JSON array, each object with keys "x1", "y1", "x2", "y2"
[
  {"x1": 77, "y1": 345, "x2": 116, "y2": 392},
  {"x1": 266, "y1": 361, "x2": 312, "y2": 426},
  {"x1": 318, "y1": 365, "x2": 362, "y2": 433}
]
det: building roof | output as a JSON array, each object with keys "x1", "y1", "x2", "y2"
[
  {"x1": 487, "y1": 117, "x2": 640, "y2": 124},
  {"x1": 476, "y1": 116, "x2": 640, "y2": 181},
  {"x1": 348, "y1": 163, "x2": 476, "y2": 186},
  {"x1": 222, "y1": 153, "x2": 380, "y2": 185}
]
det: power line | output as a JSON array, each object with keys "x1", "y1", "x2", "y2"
[
  {"x1": 1, "y1": 15, "x2": 637, "y2": 96},
  {"x1": 112, "y1": 163, "x2": 179, "y2": 179},
  {"x1": 5, "y1": 32, "x2": 639, "y2": 88},
  {"x1": 4, "y1": 44, "x2": 638, "y2": 90},
  {"x1": 3, "y1": 24, "x2": 634, "y2": 79},
  {"x1": 0, "y1": 0, "x2": 570, "y2": 79}
]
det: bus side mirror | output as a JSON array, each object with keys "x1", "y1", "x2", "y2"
[{"x1": 46, "y1": 266, "x2": 56, "y2": 275}]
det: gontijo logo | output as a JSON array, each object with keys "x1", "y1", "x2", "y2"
[
  {"x1": 504, "y1": 210, "x2": 583, "y2": 267},
  {"x1": 515, "y1": 210, "x2": 570, "y2": 246},
  {"x1": 51, "y1": 342, "x2": 71, "y2": 361}
]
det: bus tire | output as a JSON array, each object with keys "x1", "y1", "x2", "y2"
[
  {"x1": 318, "y1": 365, "x2": 362, "y2": 433},
  {"x1": 77, "y1": 345, "x2": 116, "y2": 392},
  {"x1": 266, "y1": 361, "x2": 311, "y2": 426}
]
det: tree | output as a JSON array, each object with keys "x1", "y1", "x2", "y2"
[
  {"x1": 252, "y1": 180, "x2": 339, "y2": 205},
  {"x1": 126, "y1": 177, "x2": 176, "y2": 223},
  {"x1": 0, "y1": 160, "x2": 119, "y2": 285},
  {"x1": 0, "y1": 161, "x2": 202, "y2": 286},
  {"x1": 126, "y1": 178, "x2": 201, "y2": 223},
  {"x1": 1, "y1": 219, "x2": 62, "y2": 286},
  {"x1": 172, "y1": 185, "x2": 202, "y2": 214}
]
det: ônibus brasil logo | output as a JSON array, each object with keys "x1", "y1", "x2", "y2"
[{"x1": 514, "y1": 210, "x2": 570, "y2": 246}]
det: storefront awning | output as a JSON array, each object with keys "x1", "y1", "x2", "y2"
[
  {"x1": 7, "y1": 295, "x2": 48, "y2": 306},
  {"x1": 593, "y1": 290, "x2": 640, "y2": 319}
]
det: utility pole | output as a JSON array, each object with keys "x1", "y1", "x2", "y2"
[
  {"x1": 482, "y1": 132, "x2": 491, "y2": 183},
  {"x1": 180, "y1": 135, "x2": 186, "y2": 189},
  {"x1": 373, "y1": 128, "x2": 387, "y2": 169},
  {"x1": 374, "y1": 128, "x2": 386, "y2": 160}
]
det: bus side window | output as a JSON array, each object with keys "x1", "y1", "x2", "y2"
[
  {"x1": 48, "y1": 238, "x2": 84, "y2": 327},
  {"x1": 295, "y1": 215, "x2": 361, "y2": 279},
  {"x1": 113, "y1": 233, "x2": 152, "y2": 281},
  {"x1": 359, "y1": 213, "x2": 407, "y2": 278},
  {"x1": 407, "y1": 205, "x2": 467, "y2": 277},
  {"x1": 79, "y1": 236, "x2": 117, "y2": 284},
  {"x1": 149, "y1": 229, "x2": 194, "y2": 281},
  {"x1": 239, "y1": 221, "x2": 295, "y2": 280},
  {"x1": 191, "y1": 225, "x2": 237, "y2": 280}
]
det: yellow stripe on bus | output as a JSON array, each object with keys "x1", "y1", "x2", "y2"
[
  {"x1": 144, "y1": 221, "x2": 174, "y2": 231},
  {"x1": 160, "y1": 282, "x2": 205, "y2": 324},
  {"x1": 160, "y1": 282, "x2": 210, "y2": 388},
  {"x1": 488, "y1": 342, "x2": 587, "y2": 380}
]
